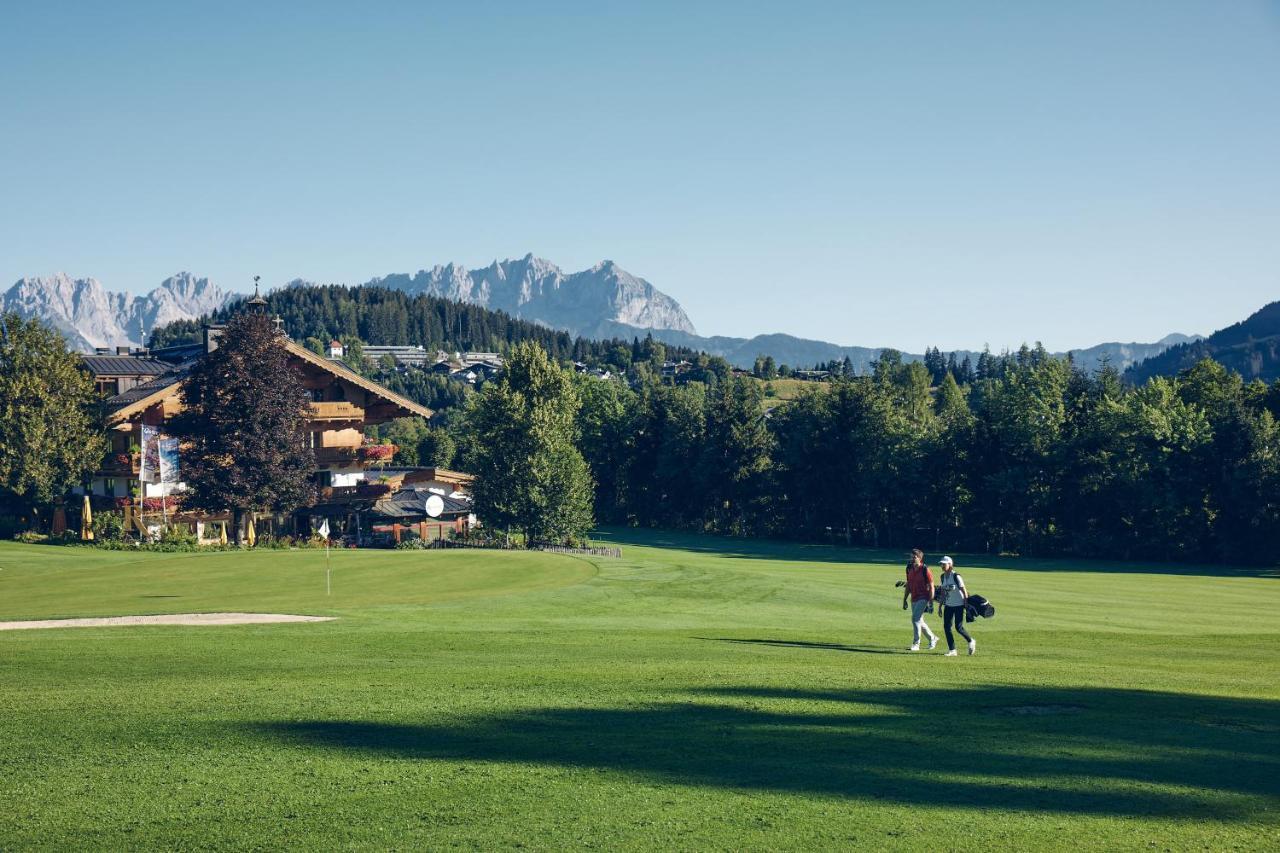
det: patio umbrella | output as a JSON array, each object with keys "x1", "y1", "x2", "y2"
[
  {"x1": 81, "y1": 495, "x2": 94, "y2": 541},
  {"x1": 246, "y1": 516, "x2": 256, "y2": 548},
  {"x1": 219, "y1": 521, "x2": 228, "y2": 545}
]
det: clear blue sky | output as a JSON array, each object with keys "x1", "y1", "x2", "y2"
[{"x1": 2, "y1": 1, "x2": 1278, "y2": 351}]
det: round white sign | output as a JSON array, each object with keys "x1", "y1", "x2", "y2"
[{"x1": 424, "y1": 494, "x2": 445, "y2": 518}]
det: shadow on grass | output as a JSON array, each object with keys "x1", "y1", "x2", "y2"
[
  {"x1": 253, "y1": 684, "x2": 1279, "y2": 820},
  {"x1": 593, "y1": 526, "x2": 1279, "y2": 579},
  {"x1": 696, "y1": 637, "x2": 908, "y2": 655}
]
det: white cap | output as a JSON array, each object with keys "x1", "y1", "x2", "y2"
[{"x1": 940, "y1": 556, "x2": 954, "y2": 566}]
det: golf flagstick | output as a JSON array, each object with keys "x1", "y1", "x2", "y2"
[{"x1": 319, "y1": 518, "x2": 331, "y2": 595}]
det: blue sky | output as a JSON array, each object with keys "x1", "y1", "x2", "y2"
[{"x1": 2, "y1": 1, "x2": 1278, "y2": 350}]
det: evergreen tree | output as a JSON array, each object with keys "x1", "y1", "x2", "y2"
[
  {"x1": 169, "y1": 312, "x2": 316, "y2": 542},
  {"x1": 575, "y1": 375, "x2": 637, "y2": 522},
  {"x1": 696, "y1": 376, "x2": 773, "y2": 535},
  {"x1": 0, "y1": 313, "x2": 108, "y2": 512}
]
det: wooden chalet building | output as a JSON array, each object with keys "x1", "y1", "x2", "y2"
[{"x1": 80, "y1": 324, "x2": 435, "y2": 539}]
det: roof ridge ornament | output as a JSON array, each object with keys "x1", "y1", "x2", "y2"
[{"x1": 247, "y1": 275, "x2": 268, "y2": 312}]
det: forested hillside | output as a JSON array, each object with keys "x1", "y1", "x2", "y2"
[
  {"x1": 1127, "y1": 301, "x2": 1280, "y2": 384},
  {"x1": 149, "y1": 285, "x2": 721, "y2": 373}
]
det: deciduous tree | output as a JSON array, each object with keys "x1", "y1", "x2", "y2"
[
  {"x1": 169, "y1": 312, "x2": 316, "y2": 542},
  {"x1": 0, "y1": 313, "x2": 107, "y2": 512},
  {"x1": 465, "y1": 342, "x2": 594, "y2": 545}
]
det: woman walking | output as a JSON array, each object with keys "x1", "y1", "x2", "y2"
[{"x1": 938, "y1": 556, "x2": 975, "y2": 656}]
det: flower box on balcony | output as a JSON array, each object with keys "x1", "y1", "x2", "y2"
[{"x1": 359, "y1": 444, "x2": 397, "y2": 462}]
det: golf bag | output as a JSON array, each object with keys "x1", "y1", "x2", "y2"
[{"x1": 965, "y1": 594, "x2": 995, "y2": 622}]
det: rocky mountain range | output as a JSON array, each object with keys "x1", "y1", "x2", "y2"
[
  {"x1": 0, "y1": 272, "x2": 233, "y2": 351},
  {"x1": 288, "y1": 254, "x2": 698, "y2": 339},
  {"x1": 3, "y1": 256, "x2": 1199, "y2": 374}
]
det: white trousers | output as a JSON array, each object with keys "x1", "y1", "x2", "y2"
[{"x1": 911, "y1": 599, "x2": 937, "y2": 644}]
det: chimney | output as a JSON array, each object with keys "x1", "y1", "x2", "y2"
[
  {"x1": 203, "y1": 324, "x2": 224, "y2": 353},
  {"x1": 116, "y1": 346, "x2": 131, "y2": 355}
]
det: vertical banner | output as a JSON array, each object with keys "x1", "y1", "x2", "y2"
[
  {"x1": 140, "y1": 425, "x2": 161, "y2": 484},
  {"x1": 158, "y1": 437, "x2": 180, "y2": 485}
]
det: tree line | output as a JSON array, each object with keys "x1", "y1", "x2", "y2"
[{"x1": 553, "y1": 345, "x2": 1279, "y2": 564}]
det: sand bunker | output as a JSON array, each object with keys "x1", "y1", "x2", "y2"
[{"x1": 0, "y1": 613, "x2": 336, "y2": 631}]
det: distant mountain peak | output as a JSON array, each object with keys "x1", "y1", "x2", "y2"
[
  {"x1": 364, "y1": 255, "x2": 697, "y2": 337},
  {"x1": 1, "y1": 272, "x2": 235, "y2": 351}
]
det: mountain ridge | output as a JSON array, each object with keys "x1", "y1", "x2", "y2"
[
  {"x1": 3, "y1": 257, "x2": 1199, "y2": 373},
  {"x1": 1126, "y1": 301, "x2": 1280, "y2": 384}
]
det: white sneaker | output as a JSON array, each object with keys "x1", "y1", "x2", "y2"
[
  {"x1": 944, "y1": 649, "x2": 958, "y2": 657},
  {"x1": 909, "y1": 644, "x2": 920, "y2": 651},
  {"x1": 927, "y1": 637, "x2": 938, "y2": 650},
  {"x1": 968, "y1": 639, "x2": 977, "y2": 656}
]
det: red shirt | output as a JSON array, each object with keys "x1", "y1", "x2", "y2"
[{"x1": 905, "y1": 564, "x2": 934, "y2": 602}]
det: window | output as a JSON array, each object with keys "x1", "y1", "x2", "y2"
[
  {"x1": 104, "y1": 478, "x2": 116, "y2": 495},
  {"x1": 311, "y1": 389, "x2": 325, "y2": 402}
]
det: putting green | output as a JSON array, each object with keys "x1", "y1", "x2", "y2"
[{"x1": 0, "y1": 531, "x2": 1276, "y2": 850}]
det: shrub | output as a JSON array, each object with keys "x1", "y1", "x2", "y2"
[
  {"x1": 92, "y1": 511, "x2": 126, "y2": 542},
  {"x1": 15, "y1": 531, "x2": 48, "y2": 544},
  {"x1": 149, "y1": 526, "x2": 200, "y2": 552}
]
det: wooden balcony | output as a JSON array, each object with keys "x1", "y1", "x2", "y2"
[
  {"x1": 315, "y1": 446, "x2": 359, "y2": 465},
  {"x1": 308, "y1": 401, "x2": 365, "y2": 423},
  {"x1": 100, "y1": 453, "x2": 141, "y2": 476}
]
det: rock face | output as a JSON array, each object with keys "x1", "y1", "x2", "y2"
[
  {"x1": 0, "y1": 272, "x2": 234, "y2": 351},
  {"x1": 366, "y1": 254, "x2": 697, "y2": 337}
]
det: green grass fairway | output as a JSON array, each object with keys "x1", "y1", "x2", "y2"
[{"x1": 1, "y1": 532, "x2": 1277, "y2": 850}]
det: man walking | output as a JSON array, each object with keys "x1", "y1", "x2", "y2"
[{"x1": 903, "y1": 548, "x2": 938, "y2": 651}]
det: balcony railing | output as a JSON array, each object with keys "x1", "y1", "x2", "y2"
[
  {"x1": 308, "y1": 401, "x2": 365, "y2": 422},
  {"x1": 314, "y1": 446, "x2": 359, "y2": 465}
]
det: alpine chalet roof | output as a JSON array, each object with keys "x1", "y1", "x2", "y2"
[
  {"x1": 81, "y1": 355, "x2": 173, "y2": 376},
  {"x1": 96, "y1": 336, "x2": 432, "y2": 423}
]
